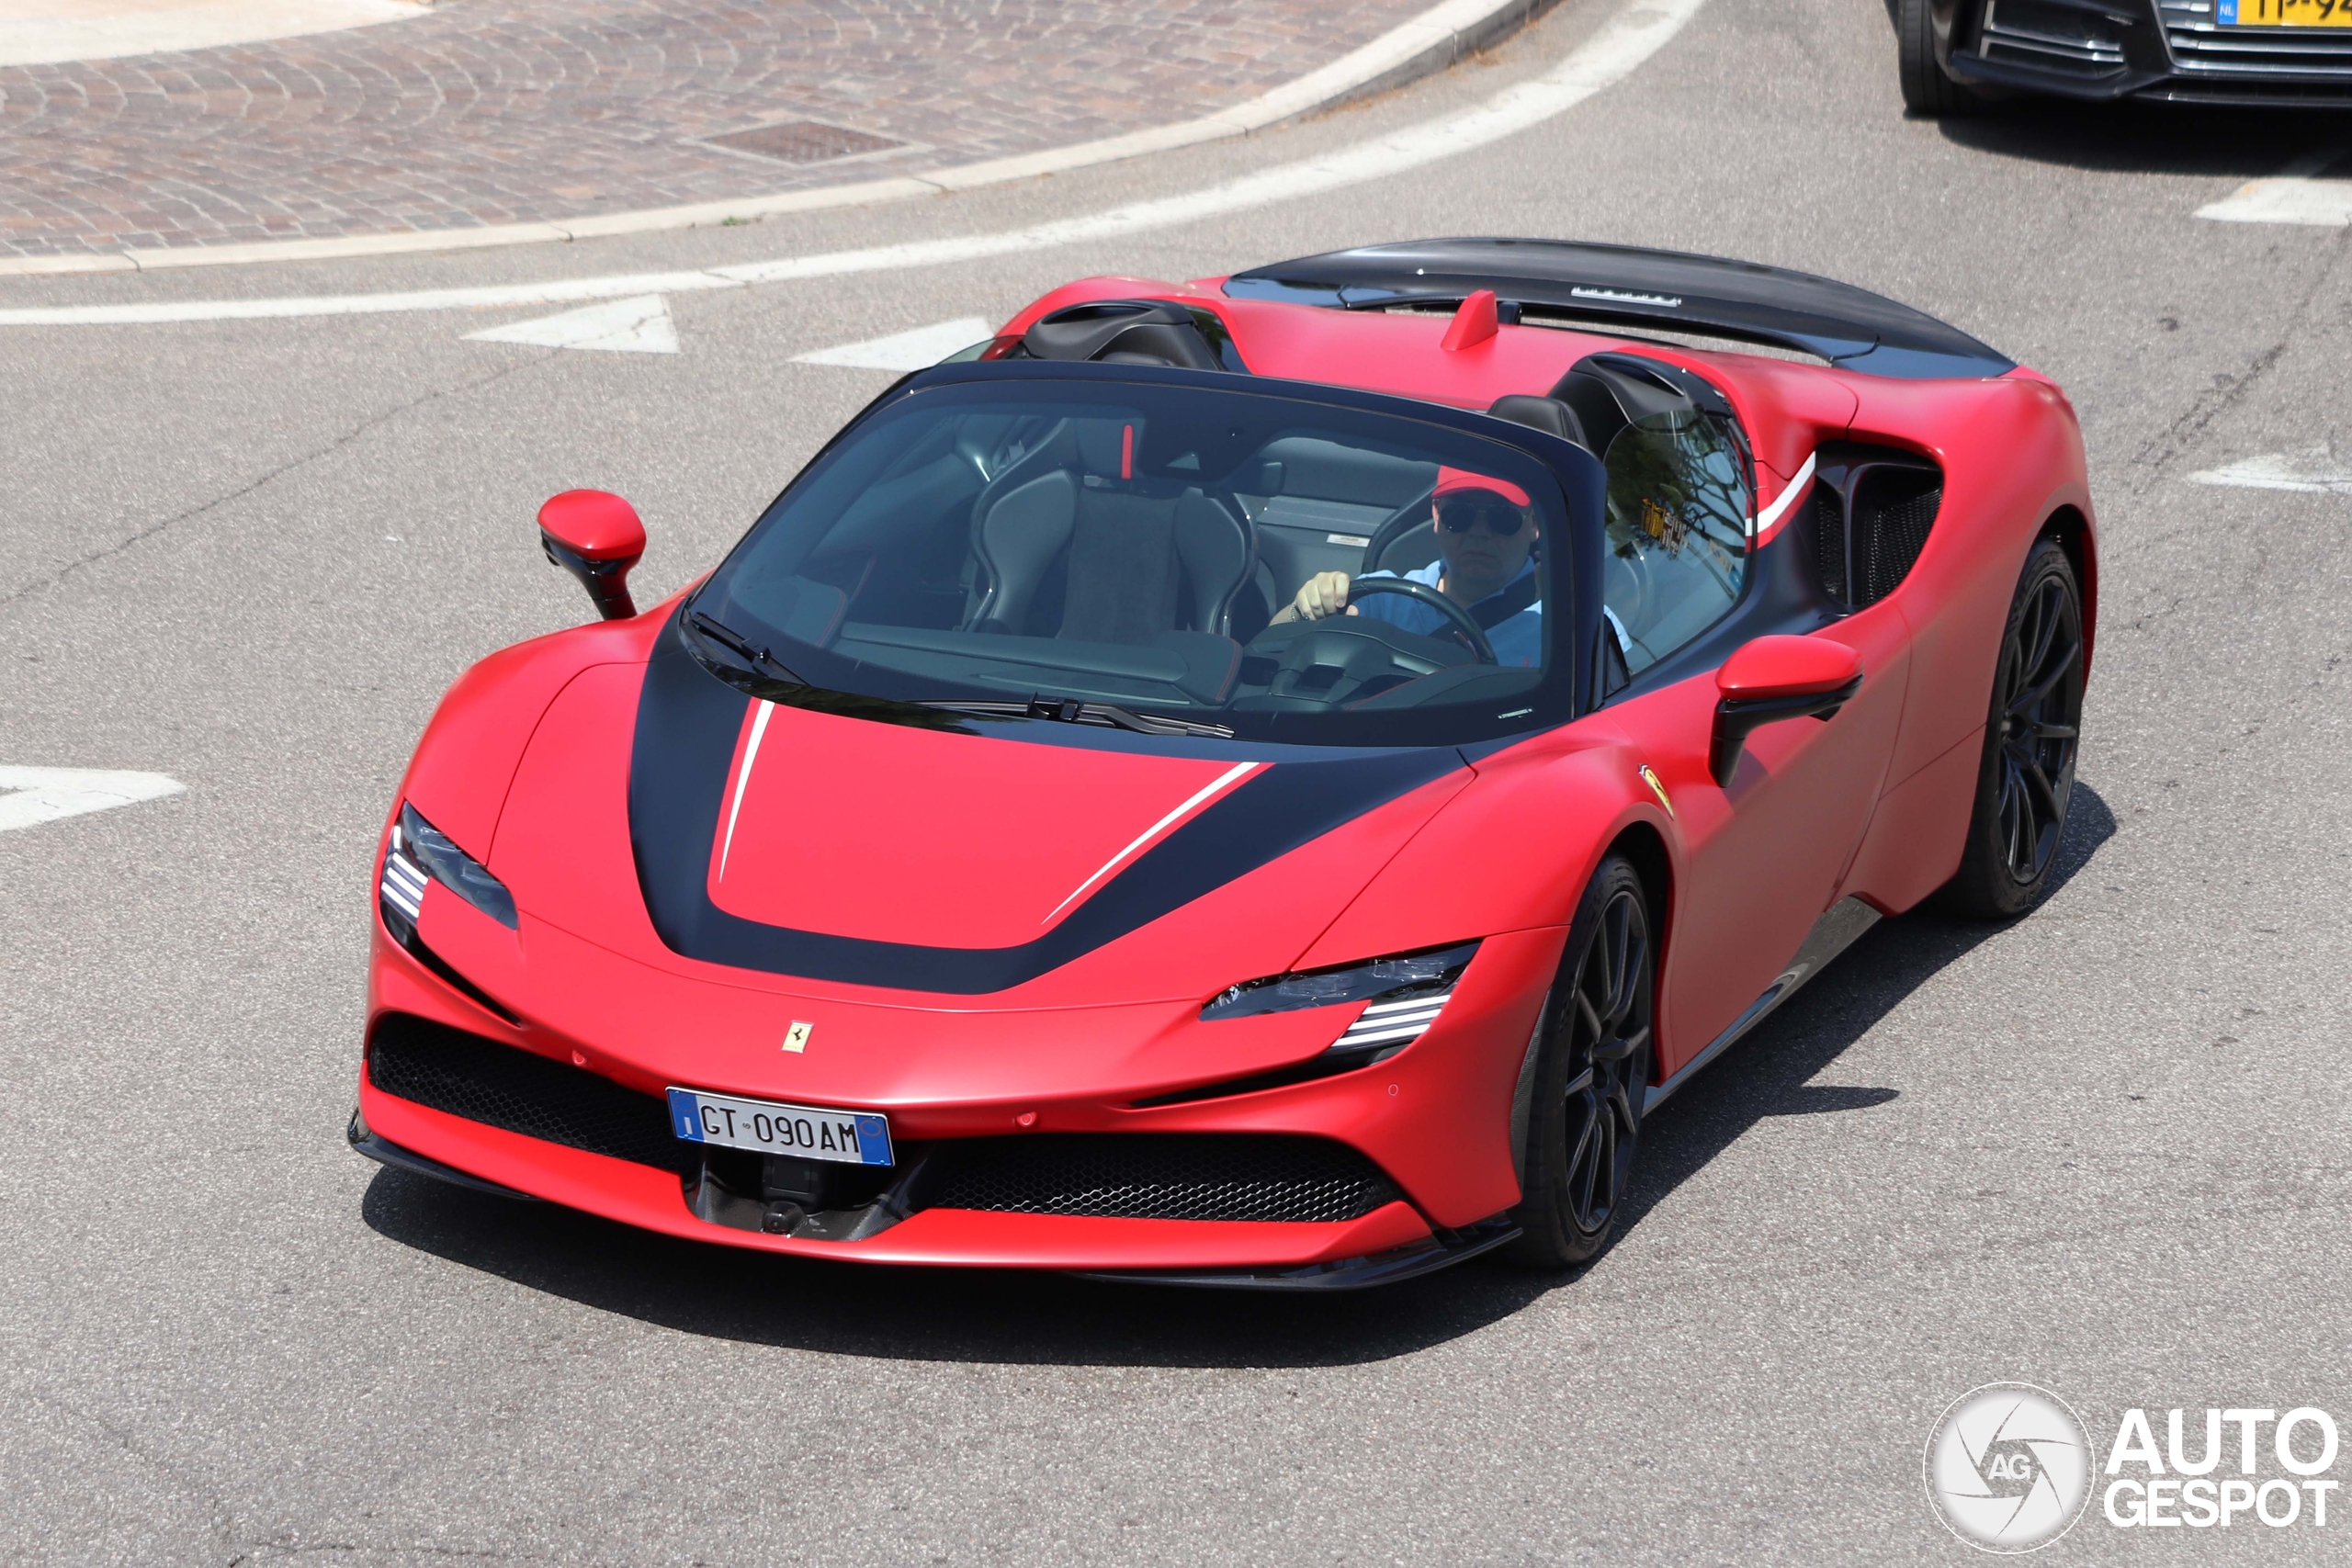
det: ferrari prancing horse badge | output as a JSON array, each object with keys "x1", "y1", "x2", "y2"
[
  {"x1": 783, "y1": 1021, "x2": 814, "y2": 1054},
  {"x1": 1638, "y1": 764, "x2": 1675, "y2": 819}
]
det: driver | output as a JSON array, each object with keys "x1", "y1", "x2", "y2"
[{"x1": 1271, "y1": 468, "x2": 1543, "y2": 667}]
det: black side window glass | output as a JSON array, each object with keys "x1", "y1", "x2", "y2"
[{"x1": 1600, "y1": 409, "x2": 1751, "y2": 676}]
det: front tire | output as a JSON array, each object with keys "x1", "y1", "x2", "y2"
[
  {"x1": 1897, "y1": 0, "x2": 1974, "y2": 116},
  {"x1": 1510, "y1": 855, "x2": 1655, "y2": 1269},
  {"x1": 1941, "y1": 539, "x2": 2086, "y2": 919}
]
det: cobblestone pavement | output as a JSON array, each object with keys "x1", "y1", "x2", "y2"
[{"x1": 0, "y1": 0, "x2": 1460, "y2": 259}]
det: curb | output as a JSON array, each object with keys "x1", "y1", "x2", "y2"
[{"x1": 0, "y1": 0, "x2": 1560, "y2": 279}]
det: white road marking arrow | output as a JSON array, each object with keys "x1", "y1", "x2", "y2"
[
  {"x1": 2197, "y1": 150, "x2": 2352, "y2": 227},
  {"x1": 0, "y1": 766, "x2": 185, "y2": 833},
  {"x1": 464, "y1": 294, "x2": 679, "y2": 353},
  {"x1": 2189, "y1": 448, "x2": 2352, "y2": 496},
  {"x1": 794, "y1": 317, "x2": 995, "y2": 371}
]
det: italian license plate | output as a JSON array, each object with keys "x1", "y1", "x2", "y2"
[
  {"x1": 666, "y1": 1088, "x2": 894, "y2": 1166},
  {"x1": 2219, "y1": 0, "x2": 2352, "y2": 25}
]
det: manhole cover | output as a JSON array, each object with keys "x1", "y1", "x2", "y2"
[{"x1": 705, "y1": 121, "x2": 902, "y2": 164}]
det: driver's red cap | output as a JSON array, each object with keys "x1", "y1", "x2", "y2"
[{"x1": 1434, "y1": 467, "x2": 1532, "y2": 508}]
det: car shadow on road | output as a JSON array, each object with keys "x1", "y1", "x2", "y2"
[
  {"x1": 361, "y1": 784, "x2": 2116, "y2": 1370},
  {"x1": 1612, "y1": 779, "x2": 2118, "y2": 1238},
  {"x1": 361, "y1": 1168, "x2": 1561, "y2": 1368},
  {"x1": 1933, "y1": 99, "x2": 2347, "y2": 179}
]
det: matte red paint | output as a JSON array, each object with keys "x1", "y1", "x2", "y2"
[
  {"x1": 361, "y1": 265, "x2": 2098, "y2": 1276},
  {"x1": 705, "y1": 698, "x2": 1256, "y2": 946},
  {"x1": 537, "y1": 489, "x2": 647, "y2": 563},
  {"x1": 361, "y1": 1082, "x2": 1433, "y2": 1269},
  {"x1": 1441, "y1": 289, "x2": 1499, "y2": 351},
  {"x1": 1717, "y1": 635, "x2": 1864, "y2": 700}
]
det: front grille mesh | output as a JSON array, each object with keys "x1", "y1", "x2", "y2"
[
  {"x1": 2161, "y1": 0, "x2": 2352, "y2": 78},
  {"x1": 1979, "y1": 0, "x2": 2127, "y2": 73},
  {"x1": 925, "y1": 1134, "x2": 1398, "y2": 1224},
  {"x1": 368, "y1": 1013, "x2": 692, "y2": 1174}
]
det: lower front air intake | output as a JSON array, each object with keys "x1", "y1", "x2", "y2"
[
  {"x1": 367, "y1": 1013, "x2": 693, "y2": 1174},
  {"x1": 922, "y1": 1134, "x2": 1400, "y2": 1224}
]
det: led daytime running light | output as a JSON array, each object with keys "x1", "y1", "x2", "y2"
[
  {"x1": 379, "y1": 802, "x2": 518, "y2": 932},
  {"x1": 1201, "y1": 941, "x2": 1478, "y2": 1055}
]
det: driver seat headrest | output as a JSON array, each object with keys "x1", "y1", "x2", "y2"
[{"x1": 1486, "y1": 394, "x2": 1589, "y2": 449}]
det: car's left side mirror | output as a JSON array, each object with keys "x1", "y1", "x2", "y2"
[
  {"x1": 538, "y1": 490, "x2": 646, "y2": 621},
  {"x1": 1710, "y1": 636, "x2": 1864, "y2": 784}
]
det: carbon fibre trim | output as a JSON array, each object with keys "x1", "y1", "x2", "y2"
[
  {"x1": 1225, "y1": 238, "x2": 2016, "y2": 380},
  {"x1": 626, "y1": 619, "x2": 1466, "y2": 992}
]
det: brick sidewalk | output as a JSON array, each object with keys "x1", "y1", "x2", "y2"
[{"x1": 0, "y1": 0, "x2": 1460, "y2": 260}]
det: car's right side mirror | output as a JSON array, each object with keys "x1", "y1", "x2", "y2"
[{"x1": 1710, "y1": 636, "x2": 1864, "y2": 784}]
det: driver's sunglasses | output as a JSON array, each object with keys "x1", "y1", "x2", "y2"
[{"x1": 1437, "y1": 500, "x2": 1530, "y2": 536}]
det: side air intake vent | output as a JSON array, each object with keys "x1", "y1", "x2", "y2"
[
  {"x1": 1806, "y1": 444, "x2": 1942, "y2": 611},
  {"x1": 1811, "y1": 483, "x2": 1847, "y2": 604},
  {"x1": 1849, "y1": 468, "x2": 1941, "y2": 606}
]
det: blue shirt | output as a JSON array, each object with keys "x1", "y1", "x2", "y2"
[{"x1": 1354, "y1": 559, "x2": 1543, "y2": 668}]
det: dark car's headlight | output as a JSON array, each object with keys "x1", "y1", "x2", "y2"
[
  {"x1": 379, "y1": 802, "x2": 517, "y2": 937},
  {"x1": 1201, "y1": 941, "x2": 1478, "y2": 1058}
]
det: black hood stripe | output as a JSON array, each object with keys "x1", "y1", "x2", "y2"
[{"x1": 627, "y1": 623, "x2": 1464, "y2": 994}]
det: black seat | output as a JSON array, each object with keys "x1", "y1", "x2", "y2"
[
  {"x1": 965, "y1": 418, "x2": 1254, "y2": 640},
  {"x1": 1172, "y1": 490, "x2": 1253, "y2": 635},
  {"x1": 1486, "y1": 393, "x2": 1588, "y2": 447},
  {"x1": 964, "y1": 422, "x2": 1080, "y2": 634}
]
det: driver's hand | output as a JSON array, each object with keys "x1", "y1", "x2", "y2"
[{"x1": 1287, "y1": 570, "x2": 1356, "y2": 622}]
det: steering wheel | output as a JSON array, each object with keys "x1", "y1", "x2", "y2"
[{"x1": 1347, "y1": 576, "x2": 1497, "y2": 664}]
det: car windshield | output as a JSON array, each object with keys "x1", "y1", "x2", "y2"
[{"x1": 689, "y1": 377, "x2": 1574, "y2": 748}]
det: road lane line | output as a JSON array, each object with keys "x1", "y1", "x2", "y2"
[
  {"x1": 0, "y1": 0, "x2": 1709, "y2": 331},
  {"x1": 2197, "y1": 149, "x2": 2352, "y2": 227},
  {"x1": 0, "y1": 767, "x2": 185, "y2": 832},
  {"x1": 465, "y1": 295, "x2": 681, "y2": 353},
  {"x1": 2188, "y1": 448, "x2": 2352, "y2": 494},
  {"x1": 794, "y1": 318, "x2": 996, "y2": 369}
]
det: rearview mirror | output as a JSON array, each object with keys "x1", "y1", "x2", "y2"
[
  {"x1": 537, "y1": 490, "x2": 645, "y2": 621},
  {"x1": 1710, "y1": 636, "x2": 1863, "y2": 784}
]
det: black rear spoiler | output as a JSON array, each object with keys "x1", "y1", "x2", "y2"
[{"x1": 1222, "y1": 238, "x2": 2014, "y2": 381}]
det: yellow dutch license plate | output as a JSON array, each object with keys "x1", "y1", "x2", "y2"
[{"x1": 2220, "y1": 0, "x2": 2352, "y2": 24}]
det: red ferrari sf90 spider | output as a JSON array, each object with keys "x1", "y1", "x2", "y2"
[{"x1": 352, "y1": 239, "x2": 2095, "y2": 1287}]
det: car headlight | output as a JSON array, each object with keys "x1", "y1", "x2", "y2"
[
  {"x1": 379, "y1": 802, "x2": 517, "y2": 937},
  {"x1": 1201, "y1": 941, "x2": 1478, "y2": 1058}
]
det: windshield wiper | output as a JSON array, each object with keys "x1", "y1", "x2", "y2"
[
  {"x1": 916, "y1": 696, "x2": 1235, "y2": 739},
  {"x1": 684, "y1": 609, "x2": 806, "y2": 688}
]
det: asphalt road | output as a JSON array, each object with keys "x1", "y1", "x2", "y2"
[{"x1": 4, "y1": 0, "x2": 2349, "y2": 1562}]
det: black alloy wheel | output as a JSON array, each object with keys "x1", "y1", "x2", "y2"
[
  {"x1": 1510, "y1": 855, "x2": 1655, "y2": 1269},
  {"x1": 1897, "y1": 0, "x2": 1975, "y2": 117},
  {"x1": 1944, "y1": 539, "x2": 2086, "y2": 919}
]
